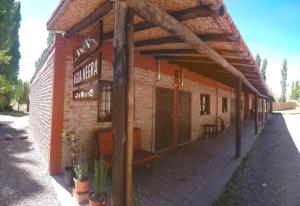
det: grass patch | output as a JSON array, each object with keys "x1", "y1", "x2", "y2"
[{"x1": 213, "y1": 148, "x2": 254, "y2": 206}]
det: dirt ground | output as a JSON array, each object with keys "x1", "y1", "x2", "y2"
[
  {"x1": 214, "y1": 112, "x2": 300, "y2": 206},
  {"x1": 0, "y1": 112, "x2": 59, "y2": 206}
]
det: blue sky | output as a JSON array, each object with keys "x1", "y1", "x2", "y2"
[
  {"x1": 224, "y1": 0, "x2": 300, "y2": 97},
  {"x1": 19, "y1": 0, "x2": 299, "y2": 98}
]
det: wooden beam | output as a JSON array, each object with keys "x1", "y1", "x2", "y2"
[
  {"x1": 135, "y1": 34, "x2": 239, "y2": 47},
  {"x1": 140, "y1": 48, "x2": 249, "y2": 58},
  {"x1": 255, "y1": 93, "x2": 258, "y2": 134},
  {"x1": 235, "y1": 78, "x2": 242, "y2": 158},
  {"x1": 103, "y1": 4, "x2": 225, "y2": 40},
  {"x1": 126, "y1": 0, "x2": 269, "y2": 99},
  {"x1": 170, "y1": 61, "x2": 259, "y2": 76},
  {"x1": 155, "y1": 55, "x2": 251, "y2": 65},
  {"x1": 64, "y1": 1, "x2": 112, "y2": 38},
  {"x1": 112, "y1": 1, "x2": 128, "y2": 205},
  {"x1": 125, "y1": 8, "x2": 134, "y2": 206}
]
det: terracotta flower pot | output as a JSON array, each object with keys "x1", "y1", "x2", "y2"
[
  {"x1": 89, "y1": 192, "x2": 107, "y2": 206},
  {"x1": 73, "y1": 177, "x2": 89, "y2": 193}
]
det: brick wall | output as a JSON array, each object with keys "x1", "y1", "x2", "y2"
[
  {"x1": 60, "y1": 43, "x2": 248, "y2": 170},
  {"x1": 273, "y1": 102, "x2": 297, "y2": 111},
  {"x1": 29, "y1": 48, "x2": 54, "y2": 165}
]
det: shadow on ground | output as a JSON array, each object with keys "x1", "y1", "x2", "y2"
[
  {"x1": 214, "y1": 113, "x2": 300, "y2": 206},
  {"x1": 0, "y1": 118, "x2": 57, "y2": 206}
]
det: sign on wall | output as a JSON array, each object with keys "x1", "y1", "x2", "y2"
[
  {"x1": 73, "y1": 20, "x2": 102, "y2": 67},
  {"x1": 73, "y1": 84, "x2": 99, "y2": 101},
  {"x1": 73, "y1": 53, "x2": 101, "y2": 87}
]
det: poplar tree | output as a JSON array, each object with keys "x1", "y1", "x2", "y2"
[
  {"x1": 280, "y1": 59, "x2": 288, "y2": 102},
  {"x1": 261, "y1": 59, "x2": 267, "y2": 81},
  {"x1": 255, "y1": 54, "x2": 262, "y2": 69}
]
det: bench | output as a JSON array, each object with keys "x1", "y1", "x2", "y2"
[
  {"x1": 204, "y1": 124, "x2": 216, "y2": 138},
  {"x1": 97, "y1": 128, "x2": 157, "y2": 168}
]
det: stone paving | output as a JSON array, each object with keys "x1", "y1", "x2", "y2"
[
  {"x1": 214, "y1": 112, "x2": 300, "y2": 206},
  {"x1": 0, "y1": 113, "x2": 60, "y2": 206},
  {"x1": 134, "y1": 118, "x2": 264, "y2": 206}
]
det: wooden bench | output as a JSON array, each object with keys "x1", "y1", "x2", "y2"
[
  {"x1": 204, "y1": 124, "x2": 216, "y2": 138},
  {"x1": 97, "y1": 128, "x2": 157, "y2": 168}
]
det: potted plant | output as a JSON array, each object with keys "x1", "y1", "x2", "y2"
[
  {"x1": 89, "y1": 158, "x2": 108, "y2": 206},
  {"x1": 219, "y1": 116, "x2": 226, "y2": 133},
  {"x1": 62, "y1": 130, "x2": 80, "y2": 186},
  {"x1": 73, "y1": 145, "x2": 89, "y2": 193}
]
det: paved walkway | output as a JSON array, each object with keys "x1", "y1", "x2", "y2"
[
  {"x1": 134, "y1": 118, "x2": 265, "y2": 206},
  {"x1": 0, "y1": 113, "x2": 59, "y2": 206},
  {"x1": 214, "y1": 112, "x2": 300, "y2": 206}
]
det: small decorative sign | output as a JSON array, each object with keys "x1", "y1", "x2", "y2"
[
  {"x1": 73, "y1": 54, "x2": 101, "y2": 87},
  {"x1": 73, "y1": 37, "x2": 99, "y2": 67},
  {"x1": 73, "y1": 84, "x2": 99, "y2": 101},
  {"x1": 73, "y1": 20, "x2": 102, "y2": 67}
]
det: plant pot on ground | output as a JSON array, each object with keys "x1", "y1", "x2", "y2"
[
  {"x1": 64, "y1": 166, "x2": 74, "y2": 187},
  {"x1": 73, "y1": 147, "x2": 89, "y2": 193},
  {"x1": 62, "y1": 130, "x2": 81, "y2": 187},
  {"x1": 89, "y1": 158, "x2": 108, "y2": 206}
]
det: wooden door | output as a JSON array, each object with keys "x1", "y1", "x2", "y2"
[
  {"x1": 230, "y1": 98, "x2": 235, "y2": 125},
  {"x1": 178, "y1": 90, "x2": 191, "y2": 144},
  {"x1": 155, "y1": 87, "x2": 174, "y2": 151}
]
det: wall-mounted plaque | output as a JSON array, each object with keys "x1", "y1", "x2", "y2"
[
  {"x1": 73, "y1": 53, "x2": 101, "y2": 87},
  {"x1": 73, "y1": 20, "x2": 103, "y2": 67},
  {"x1": 73, "y1": 84, "x2": 99, "y2": 101}
]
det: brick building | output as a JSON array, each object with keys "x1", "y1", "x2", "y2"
[{"x1": 29, "y1": 0, "x2": 272, "y2": 204}]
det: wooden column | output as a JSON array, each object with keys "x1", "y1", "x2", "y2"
[
  {"x1": 112, "y1": 1, "x2": 134, "y2": 205},
  {"x1": 235, "y1": 79, "x2": 242, "y2": 158},
  {"x1": 265, "y1": 100, "x2": 268, "y2": 121},
  {"x1": 125, "y1": 8, "x2": 135, "y2": 206},
  {"x1": 261, "y1": 98, "x2": 264, "y2": 125},
  {"x1": 215, "y1": 84, "x2": 219, "y2": 134},
  {"x1": 172, "y1": 72, "x2": 180, "y2": 146},
  {"x1": 254, "y1": 94, "x2": 258, "y2": 135},
  {"x1": 270, "y1": 101, "x2": 273, "y2": 113}
]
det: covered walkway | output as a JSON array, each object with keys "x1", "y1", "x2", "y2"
[{"x1": 134, "y1": 119, "x2": 264, "y2": 206}]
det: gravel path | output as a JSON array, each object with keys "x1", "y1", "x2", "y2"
[
  {"x1": 0, "y1": 113, "x2": 60, "y2": 206},
  {"x1": 214, "y1": 112, "x2": 300, "y2": 206}
]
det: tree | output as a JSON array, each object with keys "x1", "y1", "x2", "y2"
[
  {"x1": 0, "y1": 0, "x2": 21, "y2": 83},
  {"x1": 14, "y1": 79, "x2": 29, "y2": 111},
  {"x1": 0, "y1": 0, "x2": 14, "y2": 65},
  {"x1": 261, "y1": 59, "x2": 267, "y2": 81},
  {"x1": 255, "y1": 54, "x2": 262, "y2": 69},
  {"x1": 0, "y1": 75, "x2": 13, "y2": 111},
  {"x1": 280, "y1": 59, "x2": 288, "y2": 102},
  {"x1": 291, "y1": 80, "x2": 300, "y2": 101}
]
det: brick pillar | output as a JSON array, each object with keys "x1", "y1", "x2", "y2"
[{"x1": 49, "y1": 34, "x2": 78, "y2": 174}]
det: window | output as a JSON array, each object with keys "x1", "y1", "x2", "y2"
[
  {"x1": 98, "y1": 80, "x2": 113, "y2": 122},
  {"x1": 200, "y1": 94, "x2": 210, "y2": 115},
  {"x1": 222, "y1": 97, "x2": 228, "y2": 113}
]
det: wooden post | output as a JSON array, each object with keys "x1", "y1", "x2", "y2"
[
  {"x1": 261, "y1": 98, "x2": 264, "y2": 125},
  {"x1": 235, "y1": 79, "x2": 242, "y2": 158},
  {"x1": 112, "y1": 1, "x2": 133, "y2": 205},
  {"x1": 254, "y1": 94, "x2": 258, "y2": 135},
  {"x1": 270, "y1": 101, "x2": 273, "y2": 113},
  {"x1": 125, "y1": 8, "x2": 134, "y2": 206},
  {"x1": 172, "y1": 72, "x2": 180, "y2": 146},
  {"x1": 265, "y1": 100, "x2": 268, "y2": 121},
  {"x1": 215, "y1": 84, "x2": 219, "y2": 134}
]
